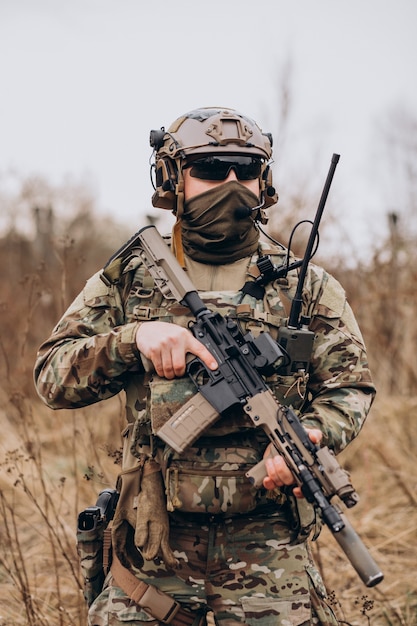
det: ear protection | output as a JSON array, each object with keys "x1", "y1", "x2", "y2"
[
  {"x1": 261, "y1": 164, "x2": 279, "y2": 209},
  {"x1": 151, "y1": 156, "x2": 179, "y2": 211}
]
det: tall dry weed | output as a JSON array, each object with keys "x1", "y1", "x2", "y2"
[
  {"x1": 0, "y1": 389, "x2": 122, "y2": 625},
  {"x1": 1, "y1": 205, "x2": 416, "y2": 624},
  {"x1": 311, "y1": 394, "x2": 417, "y2": 624}
]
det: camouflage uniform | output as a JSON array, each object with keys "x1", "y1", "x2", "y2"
[{"x1": 34, "y1": 240, "x2": 375, "y2": 626}]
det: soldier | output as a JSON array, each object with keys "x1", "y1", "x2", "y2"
[{"x1": 34, "y1": 107, "x2": 376, "y2": 626}]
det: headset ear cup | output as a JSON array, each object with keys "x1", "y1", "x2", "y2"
[
  {"x1": 261, "y1": 165, "x2": 279, "y2": 208},
  {"x1": 151, "y1": 158, "x2": 178, "y2": 211}
]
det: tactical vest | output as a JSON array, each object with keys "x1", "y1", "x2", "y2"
[{"x1": 105, "y1": 241, "x2": 317, "y2": 530}]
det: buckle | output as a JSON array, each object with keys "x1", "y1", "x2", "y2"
[
  {"x1": 139, "y1": 585, "x2": 180, "y2": 623},
  {"x1": 133, "y1": 305, "x2": 152, "y2": 320}
]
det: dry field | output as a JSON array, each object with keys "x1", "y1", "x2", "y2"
[
  {"x1": 312, "y1": 394, "x2": 417, "y2": 625},
  {"x1": 0, "y1": 385, "x2": 416, "y2": 626},
  {"x1": 1, "y1": 202, "x2": 416, "y2": 624}
]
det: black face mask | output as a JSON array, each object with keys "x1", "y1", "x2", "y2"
[{"x1": 181, "y1": 181, "x2": 260, "y2": 264}]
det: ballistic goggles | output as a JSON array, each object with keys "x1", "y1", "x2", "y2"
[{"x1": 184, "y1": 155, "x2": 264, "y2": 181}]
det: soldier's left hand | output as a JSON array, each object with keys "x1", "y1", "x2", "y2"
[{"x1": 262, "y1": 429, "x2": 323, "y2": 498}]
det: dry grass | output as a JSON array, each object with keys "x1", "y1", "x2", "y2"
[
  {"x1": 0, "y1": 388, "x2": 416, "y2": 625},
  {"x1": 0, "y1": 390, "x2": 123, "y2": 626},
  {"x1": 311, "y1": 394, "x2": 417, "y2": 625},
  {"x1": 1, "y1": 204, "x2": 416, "y2": 624}
]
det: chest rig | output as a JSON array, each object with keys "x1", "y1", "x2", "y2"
[
  {"x1": 103, "y1": 240, "x2": 319, "y2": 538},
  {"x1": 111, "y1": 241, "x2": 311, "y2": 441}
]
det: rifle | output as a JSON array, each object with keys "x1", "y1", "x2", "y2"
[{"x1": 124, "y1": 222, "x2": 383, "y2": 588}]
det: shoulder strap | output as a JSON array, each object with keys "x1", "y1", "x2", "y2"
[
  {"x1": 111, "y1": 552, "x2": 204, "y2": 626},
  {"x1": 101, "y1": 257, "x2": 123, "y2": 285}
]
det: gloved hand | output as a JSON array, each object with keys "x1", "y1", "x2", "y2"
[{"x1": 134, "y1": 459, "x2": 178, "y2": 569}]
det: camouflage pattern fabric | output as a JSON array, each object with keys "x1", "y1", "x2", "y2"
[
  {"x1": 160, "y1": 430, "x2": 271, "y2": 515},
  {"x1": 34, "y1": 240, "x2": 375, "y2": 457},
  {"x1": 34, "y1": 239, "x2": 376, "y2": 626},
  {"x1": 77, "y1": 523, "x2": 106, "y2": 607},
  {"x1": 88, "y1": 511, "x2": 338, "y2": 625}
]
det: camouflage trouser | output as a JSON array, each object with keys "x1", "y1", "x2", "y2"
[{"x1": 88, "y1": 510, "x2": 338, "y2": 626}]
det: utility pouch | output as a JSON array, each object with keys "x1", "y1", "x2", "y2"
[
  {"x1": 267, "y1": 372, "x2": 308, "y2": 411},
  {"x1": 77, "y1": 488, "x2": 119, "y2": 606}
]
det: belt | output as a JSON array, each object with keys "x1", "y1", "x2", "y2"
[
  {"x1": 111, "y1": 552, "x2": 205, "y2": 626},
  {"x1": 169, "y1": 503, "x2": 287, "y2": 527}
]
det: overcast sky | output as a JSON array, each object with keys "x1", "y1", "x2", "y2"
[{"x1": 1, "y1": 0, "x2": 416, "y2": 254}]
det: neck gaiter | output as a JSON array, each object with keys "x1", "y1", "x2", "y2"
[{"x1": 181, "y1": 181, "x2": 260, "y2": 264}]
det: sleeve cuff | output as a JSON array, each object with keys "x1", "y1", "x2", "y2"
[{"x1": 116, "y1": 322, "x2": 142, "y2": 365}]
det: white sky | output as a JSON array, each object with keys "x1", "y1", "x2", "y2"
[{"x1": 1, "y1": 0, "x2": 416, "y2": 254}]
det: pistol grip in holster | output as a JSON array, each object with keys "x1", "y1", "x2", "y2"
[{"x1": 76, "y1": 488, "x2": 119, "y2": 607}]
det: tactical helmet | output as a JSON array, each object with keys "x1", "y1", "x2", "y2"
[{"x1": 149, "y1": 107, "x2": 278, "y2": 215}]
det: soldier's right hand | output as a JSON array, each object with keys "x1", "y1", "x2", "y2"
[{"x1": 136, "y1": 321, "x2": 218, "y2": 379}]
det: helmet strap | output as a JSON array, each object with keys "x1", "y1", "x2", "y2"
[
  {"x1": 174, "y1": 159, "x2": 185, "y2": 217},
  {"x1": 170, "y1": 161, "x2": 187, "y2": 267},
  {"x1": 172, "y1": 218, "x2": 186, "y2": 268}
]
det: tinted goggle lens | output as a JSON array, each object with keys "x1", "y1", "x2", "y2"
[{"x1": 185, "y1": 156, "x2": 263, "y2": 181}]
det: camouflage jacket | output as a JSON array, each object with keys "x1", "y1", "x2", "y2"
[{"x1": 34, "y1": 239, "x2": 375, "y2": 511}]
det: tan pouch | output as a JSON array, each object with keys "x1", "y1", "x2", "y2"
[{"x1": 161, "y1": 435, "x2": 266, "y2": 515}]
